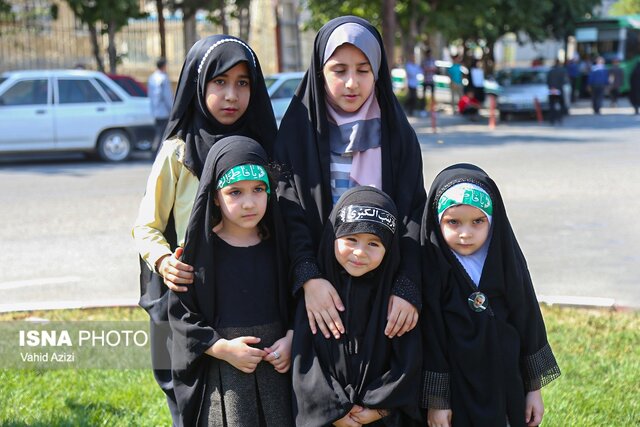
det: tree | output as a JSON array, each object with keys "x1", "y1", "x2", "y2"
[
  {"x1": 542, "y1": 0, "x2": 601, "y2": 62},
  {"x1": 155, "y1": 0, "x2": 167, "y2": 58},
  {"x1": 610, "y1": 0, "x2": 640, "y2": 15},
  {"x1": 65, "y1": 0, "x2": 145, "y2": 73}
]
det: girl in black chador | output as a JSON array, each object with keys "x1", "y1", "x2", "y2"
[
  {"x1": 293, "y1": 186, "x2": 422, "y2": 427},
  {"x1": 132, "y1": 34, "x2": 277, "y2": 423},
  {"x1": 420, "y1": 164, "x2": 560, "y2": 427},
  {"x1": 274, "y1": 15, "x2": 426, "y2": 347},
  {"x1": 168, "y1": 136, "x2": 292, "y2": 426}
]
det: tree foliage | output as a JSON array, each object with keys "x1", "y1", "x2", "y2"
[
  {"x1": 610, "y1": 0, "x2": 640, "y2": 15},
  {"x1": 64, "y1": 0, "x2": 146, "y2": 72}
]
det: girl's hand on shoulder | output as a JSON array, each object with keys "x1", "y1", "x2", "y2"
[
  {"x1": 157, "y1": 247, "x2": 194, "y2": 292},
  {"x1": 385, "y1": 295, "x2": 418, "y2": 338},
  {"x1": 263, "y1": 329, "x2": 293, "y2": 373},
  {"x1": 332, "y1": 407, "x2": 362, "y2": 427},
  {"x1": 427, "y1": 408, "x2": 452, "y2": 427},
  {"x1": 206, "y1": 336, "x2": 266, "y2": 373},
  {"x1": 525, "y1": 389, "x2": 544, "y2": 426},
  {"x1": 303, "y1": 278, "x2": 345, "y2": 339},
  {"x1": 349, "y1": 407, "x2": 385, "y2": 424}
]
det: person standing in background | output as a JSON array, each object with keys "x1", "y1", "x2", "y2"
[
  {"x1": 404, "y1": 54, "x2": 422, "y2": 117},
  {"x1": 469, "y1": 59, "x2": 485, "y2": 104},
  {"x1": 547, "y1": 59, "x2": 568, "y2": 124},
  {"x1": 566, "y1": 56, "x2": 580, "y2": 103},
  {"x1": 629, "y1": 61, "x2": 640, "y2": 115},
  {"x1": 421, "y1": 48, "x2": 437, "y2": 109},
  {"x1": 148, "y1": 57, "x2": 174, "y2": 156},
  {"x1": 608, "y1": 58, "x2": 623, "y2": 108},
  {"x1": 588, "y1": 56, "x2": 608, "y2": 115},
  {"x1": 448, "y1": 55, "x2": 464, "y2": 114}
]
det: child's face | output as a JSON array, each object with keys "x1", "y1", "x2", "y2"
[
  {"x1": 334, "y1": 232, "x2": 386, "y2": 277},
  {"x1": 322, "y1": 44, "x2": 375, "y2": 113},
  {"x1": 205, "y1": 61, "x2": 251, "y2": 125},
  {"x1": 215, "y1": 179, "x2": 267, "y2": 233},
  {"x1": 439, "y1": 204, "x2": 490, "y2": 256}
]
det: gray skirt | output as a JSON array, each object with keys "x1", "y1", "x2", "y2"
[{"x1": 199, "y1": 321, "x2": 292, "y2": 427}]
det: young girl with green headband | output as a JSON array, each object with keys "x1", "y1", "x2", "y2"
[
  {"x1": 420, "y1": 164, "x2": 560, "y2": 427},
  {"x1": 168, "y1": 136, "x2": 292, "y2": 426}
]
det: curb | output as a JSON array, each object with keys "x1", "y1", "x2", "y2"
[{"x1": 0, "y1": 296, "x2": 636, "y2": 314}]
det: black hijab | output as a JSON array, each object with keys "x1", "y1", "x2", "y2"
[
  {"x1": 292, "y1": 186, "x2": 422, "y2": 427},
  {"x1": 165, "y1": 34, "x2": 277, "y2": 178},
  {"x1": 274, "y1": 16, "x2": 426, "y2": 305},
  {"x1": 138, "y1": 35, "x2": 277, "y2": 320},
  {"x1": 420, "y1": 164, "x2": 560, "y2": 426},
  {"x1": 168, "y1": 136, "x2": 290, "y2": 426}
]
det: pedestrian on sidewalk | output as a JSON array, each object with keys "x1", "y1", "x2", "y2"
[
  {"x1": 404, "y1": 53, "x2": 422, "y2": 117},
  {"x1": 469, "y1": 59, "x2": 485, "y2": 104},
  {"x1": 588, "y1": 56, "x2": 608, "y2": 114},
  {"x1": 629, "y1": 62, "x2": 640, "y2": 115},
  {"x1": 547, "y1": 59, "x2": 568, "y2": 124},
  {"x1": 147, "y1": 57, "x2": 174, "y2": 156},
  {"x1": 420, "y1": 163, "x2": 561, "y2": 427},
  {"x1": 448, "y1": 55, "x2": 464, "y2": 113},
  {"x1": 421, "y1": 48, "x2": 437, "y2": 109},
  {"x1": 609, "y1": 58, "x2": 624, "y2": 107}
]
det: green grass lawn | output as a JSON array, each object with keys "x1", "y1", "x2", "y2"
[{"x1": 0, "y1": 305, "x2": 638, "y2": 425}]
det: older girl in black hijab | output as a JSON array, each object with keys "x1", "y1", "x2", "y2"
[
  {"x1": 132, "y1": 35, "x2": 276, "y2": 422},
  {"x1": 293, "y1": 186, "x2": 422, "y2": 427},
  {"x1": 420, "y1": 164, "x2": 560, "y2": 427},
  {"x1": 274, "y1": 16, "x2": 426, "y2": 343},
  {"x1": 168, "y1": 136, "x2": 292, "y2": 426}
]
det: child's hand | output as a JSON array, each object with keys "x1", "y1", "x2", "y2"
[
  {"x1": 349, "y1": 407, "x2": 385, "y2": 424},
  {"x1": 385, "y1": 295, "x2": 418, "y2": 338},
  {"x1": 263, "y1": 330, "x2": 293, "y2": 373},
  {"x1": 303, "y1": 278, "x2": 345, "y2": 339},
  {"x1": 157, "y1": 247, "x2": 194, "y2": 292},
  {"x1": 332, "y1": 406, "x2": 362, "y2": 427},
  {"x1": 525, "y1": 389, "x2": 544, "y2": 426},
  {"x1": 206, "y1": 336, "x2": 266, "y2": 373},
  {"x1": 427, "y1": 408, "x2": 452, "y2": 427}
]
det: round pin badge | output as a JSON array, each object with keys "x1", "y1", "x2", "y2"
[{"x1": 468, "y1": 291, "x2": 488, "y2": 312}]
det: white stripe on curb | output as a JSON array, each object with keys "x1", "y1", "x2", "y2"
[
  {"x1": 0, "y1": 299, "x2": 139, "y2": 313},
  {"x1": 0, "y1": 276, "x2": 82, "y2": 290},
  {"x1": 538, "y1": 295, "x2": 617, "y2": 309}
]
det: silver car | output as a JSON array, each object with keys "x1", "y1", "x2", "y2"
[
  {"x1": 495, "y1": 66, "x2": 571, "y2": 121},
  {"x1": 265, "y1": 71, "x2": 304, "y2": 126},
  {"x1": 0, "y1": 69, "x2": 155, "y2": 162}
]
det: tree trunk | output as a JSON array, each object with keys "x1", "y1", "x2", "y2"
[
  {"x1": 381, "y1": 0, "x2": 396, "y2": 68},
  {"x1": 89, "y1": 23, "x2": 104, "y2": 72},
  {"x1": 239, "y1": 6, "x2": 250, "y2": 42},
  {"x1": 183, "y1": 9, "x2": 197, "y2": 54},
  {"x1": 155, "y1": 0, "x2": 166, "y2": 58},
  {"x1": 107, "y1": 21, "x2": 117, "y2": 74}
]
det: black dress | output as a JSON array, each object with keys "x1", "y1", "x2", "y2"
[{"x1": 420, "y1": 164, "x2": 560, "y2": 427}]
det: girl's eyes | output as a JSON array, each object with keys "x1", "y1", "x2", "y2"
[
  {"x1": 238, "y1": 80, "x2": 250, "y2": 87},
  {"x1": 213, "y1": 78, "x2": 226, "y2": 86},
  {"x1": 473, "y1": 218, "x2": 486, "y2": 224},
  {"x1": 228, "y1": 190, "x2": 241, "y2": 196},
  {"x1": 254, "y1": 186, "x2": 265, "y2": 193},
  {"x1": 368, "y1": 241, "x2": 380, "y2": 247},
  {"x1": 446, "y1": 219, "x2": 459, "y2": 225}
]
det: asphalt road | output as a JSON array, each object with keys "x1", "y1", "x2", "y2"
[{"x1": 1, "y1": 100, "x2": 638, "y2": 311}]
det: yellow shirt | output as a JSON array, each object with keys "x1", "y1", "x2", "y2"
[{"x1": 132, "y1": 138, "x2": 199, "y2": 272}]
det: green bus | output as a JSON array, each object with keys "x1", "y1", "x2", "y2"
[{"x1": 575, "y1": 15, "x2": 640, "y2": 92}]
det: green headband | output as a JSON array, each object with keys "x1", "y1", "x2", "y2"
[
  {"x1": 216, "y1": 164, "x2": 271, "y2": 194},
  {"x1": 437, "y1": 183, "x2": 493, "y2": 222}
]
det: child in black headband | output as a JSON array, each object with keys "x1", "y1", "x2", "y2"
[{"x1": 293, "y1": 186, "x2": 422, "y2": 427}]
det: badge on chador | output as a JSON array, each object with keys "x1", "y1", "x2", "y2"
[{"x1": 468, "y1": 292, "x2": 488, "y2": 312}]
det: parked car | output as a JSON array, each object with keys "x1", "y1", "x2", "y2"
[
  {"x1": 494, "y1": 66, "x2": 571, "y2": 121},
  {"x1": 265, "y1": 71, "x2": 304, "y2": 125},
  {"x1": 391, "y1": 60, "x2": 470, "y2": 106},
  {"x1": 0, "y1": 69, "x2": 155, "y2": 162},
  {"x1": 106, "y1": 73, "x2": 147, "y2": 97}
]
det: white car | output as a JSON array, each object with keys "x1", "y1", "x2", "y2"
[
  {"x1": 0, "y1": 69, "x2": 155, "y2": 162},
  {"x1": 265, "y1": 71, "x2": 304, "y2": 125}
]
